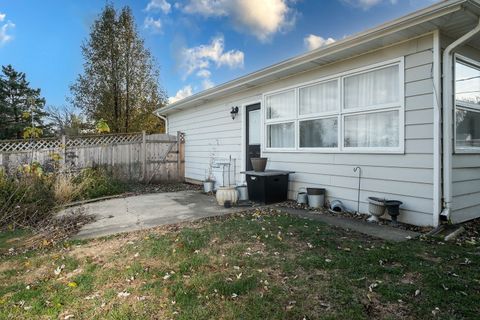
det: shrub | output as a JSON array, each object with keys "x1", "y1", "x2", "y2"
[
  {"x1": 74, "y1": 167, "x2": 127, "y2": 200},
  {"x1": 0, "y1": 165, "x2": 127, "y2": 230},
  {"x1": 0, "y1": 171, "x2": 56, "y2": 229},
  {"x1": 53, "y1": 173, "x2": 85, "y2": 205}
]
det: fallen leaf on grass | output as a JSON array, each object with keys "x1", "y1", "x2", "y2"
[
  {"x1": 54, "y1": 264, "x2": 65, "y2": 276},
  {"x1": 117, "y1": 291, "x2": 130, "y2": 298}
]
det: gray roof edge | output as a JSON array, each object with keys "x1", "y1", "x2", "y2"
[{"x1": 159, "y1": 0, "x2": 468, "y2": 115}]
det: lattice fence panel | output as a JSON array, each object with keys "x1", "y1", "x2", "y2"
[
  {"x1": 65, "y1": 133, "x2": 142, "y2": 148},
  {"x1": 0, "y1": 138, "x2": 61, "y2": 152}
]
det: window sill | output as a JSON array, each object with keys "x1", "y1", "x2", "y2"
[
  {"x1": 454, "y1": 148, "x2": 480, "y2": 154},
  {"x1": 262, "y1": 148, "x2": 405, "y2": 155}
]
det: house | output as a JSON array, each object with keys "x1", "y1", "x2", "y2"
[{"x1": 157, "y1": 0, "x2": 480, "y2": 227}]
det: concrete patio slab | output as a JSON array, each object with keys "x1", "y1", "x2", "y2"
[
  {"x1": 280, "y1": 207, "x2": 421, "y2": 242},
  {"x1": 60, "y1": 191, "x2": 244, "y2": 240}
]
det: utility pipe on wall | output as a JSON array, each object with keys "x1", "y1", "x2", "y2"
[{"x1": 441, "y1": 17, "x2": 480, "y2": 221}]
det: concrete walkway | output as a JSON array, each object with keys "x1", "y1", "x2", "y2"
[
  {"x1": 61, "y1": 191, "x2": 244, "y2": 240},
  {"x1": 281, "y1": 207, "x2": 420, "y2": 242},
  {"x1": 63, "y1": 191, "x2": 421, "y2": 242}
]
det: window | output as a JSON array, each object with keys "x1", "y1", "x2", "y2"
[
  {"x1": 344, "y1": 65, "x2": 399, "y2": 109},
  {"x1": 299, "y1": 80, "x2": 338, "y2": 115},
  {"x1": 456, "y1": 108, "x2": 480, "y2": 149},
  {"x1": 300, "y1": 118, "x2": 338, "y2": 148},
  {"x1": 263, "y1": 59, "x2": 404, "y2": 153},
  {"x1": 248, "y1": 110, "x2": 261, "y2": 144},
  {"x1": 455, "y1": 56, "x2": 480, "y2": 152},
  {"x1": 267, "y1": 123, "x2": 295, "y2": 148},
  {"x1": 344, "y1": 110, "x2": 399, "y2": 148},
  {"x1": 266, "y1": 90, "x2": 295, "y2": 119}
]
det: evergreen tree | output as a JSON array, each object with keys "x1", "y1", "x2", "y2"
[
  {"x1": 0, "y1": 65, "x2": 47, "y2": 140},
  {"x1": 71, "y1": 4, "x2": 166, "y2": 133}
]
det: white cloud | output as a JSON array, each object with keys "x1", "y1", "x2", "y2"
[
  {"x1": 196, "y1": 69, "x2": 211, "y2": 78},
  {"x1": 304, "y1": 34, "x2": 336, "y2": 51},
  {"x1": 182, "y1": 0, "x2": 228, "y2": 16},
  {"x1": 0, "y1": 14, "x2": 14, "y2": 46},
  {"x1": 341, "y1": 0, "x2": 397, "y2": 10},
  {"x1": 202, "y1": 78, "x2": 215, "y2": 90},
  {"x1": 169, "y1": 85, "x2": 193, "y2": 103},
  {"x1": 144, "y1": 17, "x2": 162, "y2": 33},
  {"x1": 181, "y1": 0, "x2": 296, "y2": 41},
  {"x1": 145, "y1": 0, "x2": 171, "y2": 14},
  {"x1": 180, "y1": 35, "x2": 244, "y2": 79}
]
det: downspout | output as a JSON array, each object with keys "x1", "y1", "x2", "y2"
[
  {"x1": 155, "y1": 112, "x2": 169, "y2": 134},
  {"x1": 440, "y1": 17, "x2": 480, "y2": 222}
]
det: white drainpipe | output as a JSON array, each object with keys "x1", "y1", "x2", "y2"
[
  {"x1": 155, "y1": 112, "x2": 169, "y2": 134},
  {"x1": 441, "y1": 17, "x2": 480, "y2": 222}
]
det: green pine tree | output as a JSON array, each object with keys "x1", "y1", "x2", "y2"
[{"x1": 0, "y1": 65, "x2": 47, "y2": 140}]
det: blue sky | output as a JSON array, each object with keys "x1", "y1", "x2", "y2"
[{"x1": 0, "y1": 0, "x2": 436, "y2": 107}]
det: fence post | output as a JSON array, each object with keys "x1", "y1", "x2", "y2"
[
  {"x1": 141, "y1": 131, "x2": 147, "y2": 182},
  {"x1": 177, "y1": 131, "x2": 185, "y2": 182},
  {"x1": 60, "y1": 135, "x2": 66, "y2": 171}
]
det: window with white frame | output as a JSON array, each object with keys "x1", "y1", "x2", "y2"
[
  {"x1": 455, "y1": 56, "x2": 480, "y2": 152},
  {"x1": 263, "y1": 59, "x2": 404, "y2": 152}
]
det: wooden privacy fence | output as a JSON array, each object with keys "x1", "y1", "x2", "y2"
[{"x1": 0, "y1": 131, "x2": 185, "y2": 183}]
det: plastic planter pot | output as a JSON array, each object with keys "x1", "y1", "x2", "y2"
[
  {"x1": 216, "y1": 186, "x2": 239, "y2": 206},
  {"x1": 251, "y1": 158, "x2": 268, "y2": 172},
  {"x1": 368, "y1": 197, "x2": 386, "y2": 222},
  {"x1": 236, "y1": 185, "x2": 248, "y2": 201},
  {"x1": 296, "y1": 188, "x2": 308, "y2": 205},
  {"x1": 307, "y1": 188, "x2": 325, "y2": 209},
  {"x1": 385, "y1": 200, "x2": 403, "y2": 226},
  {"x1": 203, "y1": 181, "x2": 215, "y2": 193}
]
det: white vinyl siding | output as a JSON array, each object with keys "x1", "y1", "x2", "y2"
[{"x1": 168, "y1": 34, "x2": 436, "y2": 226}]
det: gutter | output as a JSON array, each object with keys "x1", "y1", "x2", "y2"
[{"x1": 440, "y1": 16, "x2": 480, "y2": 222}]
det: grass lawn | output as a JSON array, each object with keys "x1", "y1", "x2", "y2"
[{"x1": 0, "y1": 209, "x2": 478, "y2": 319}]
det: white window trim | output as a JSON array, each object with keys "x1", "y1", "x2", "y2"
[
  {"x1": 454, "y1": 54, "x2": 480, "y2": 154},
  {"x1": 262, "y1": 57, "x2": 405, "y2": 154}
]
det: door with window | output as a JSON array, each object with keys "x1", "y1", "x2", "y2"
[{"x1": 246, "y1": 103, "x2": 261, "y2": 171}]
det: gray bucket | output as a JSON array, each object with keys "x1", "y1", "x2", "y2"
[
  {"x1": 296, "y1": 188, "x2": 308, "y2": 204},
  {"x1": 236, "y1": 185, "x2": 248, "y2": 201},
  {"x1": 307, "y1": 188, "x2": 325, "y2": 208}
]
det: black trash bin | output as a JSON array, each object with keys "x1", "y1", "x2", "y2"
[{"x1": 243, "y1": 170, "x2": 294, "y2": 204}]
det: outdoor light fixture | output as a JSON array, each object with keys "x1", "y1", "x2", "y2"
[{"x1": 230, "y1": 106, "x2": 239, "y2": 120}]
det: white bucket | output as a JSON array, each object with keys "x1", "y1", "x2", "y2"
[
  {"x1": 236, "y1": 185, "x2": 248, "y2": 201},
  {"x1": 308, "y1": 194, "x2": 324, "y2": 208}
]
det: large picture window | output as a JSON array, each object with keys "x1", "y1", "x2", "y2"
[
  {"x1": 263, "y1": 59, "x2": 404, "y2": 152},
  {"x1": 455, "y1": 56, "x2": 480, "y2": 152}
]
